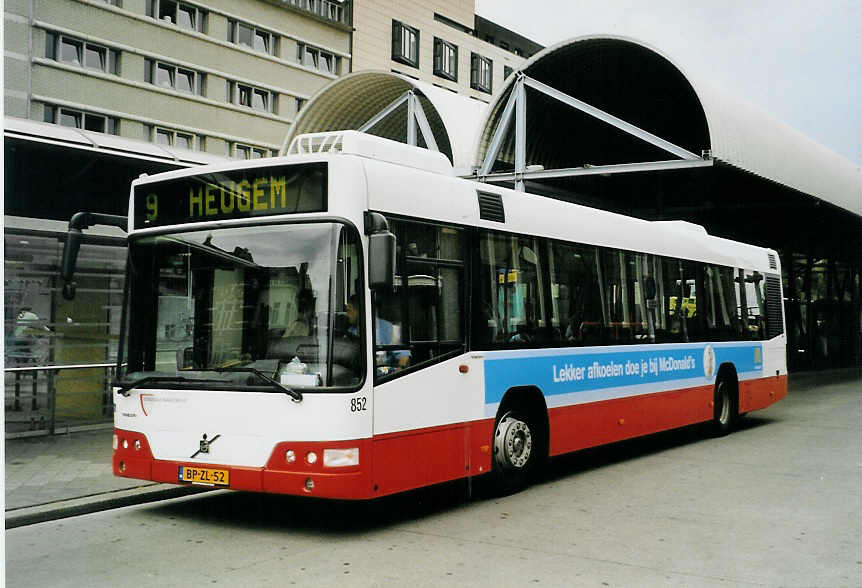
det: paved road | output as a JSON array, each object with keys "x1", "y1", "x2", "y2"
[{"x1": 6, "y1": 370, "x2": 862, "y2": 587}]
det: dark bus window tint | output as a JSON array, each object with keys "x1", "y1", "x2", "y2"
[
  {"x1": 744, "y1": 270, "x2": 766, "y2": 340},
  {"x1": 374, "y1": 218, "x2": 465, "y2": 381},
  {"x1": 680, "y1": 259, "x2": 704, "y2": 342},
  {"x1": 706, "y1": 265, "x2": 742, "y2": 341},
  {"x1": 549, "y1": 240, "x2": 603, "y2": 345},
  {"x1": 407, "y1": 260, "x2": 438, "y2": 342},
  {"x1": 439, "y1": 266, "x2": 463, "y2": 341},
  {"x1": 477, "y1": 231, "x2": 546, "y2": 346},
  {"x1": 598, "y1": 249, "x2": 655, "y2": 344},
  {"x1": 735, "y1": 268, "x2": 749, "y2": 339},
  {"x1": 658, "y1": 257, "x2": 688, "y2": 343},
  {"x1": 403, "y1": 220, "x2": 437, "y2": 259}
]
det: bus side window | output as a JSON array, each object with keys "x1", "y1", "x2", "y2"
[
  {"x1": 745, "y1": 270, "x2": 766, "y2": 340},
  {"x1": 708, "y1": 264, "x2": 742, "y2": 341},
  {"x1": 549, "y1": 240, "x2": 602, "y2": 346},
  {"x1": 477, "y1": 231, "x2": 547, "y2": 346},
  {"x1": 373, "y1": 219, "x2": 465, "y2": 381}
]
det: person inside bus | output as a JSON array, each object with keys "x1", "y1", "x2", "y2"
[
  {"x1": 352, "y1": 293, "x2": 412, "y2": 374},
  {"x1": 345, "y1": 295, "x2": 360, "y2": 336},
  {"x1": 284, "y1": 289, "x2": 314, "y2": 337}
]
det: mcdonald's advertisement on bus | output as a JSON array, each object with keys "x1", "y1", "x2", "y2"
[
  {"x1": 483, "y1": 342, "x2": 763, "y2": 411},
  {"x1": 132, "y1": 162, "x2": 327, "y2": 229}
]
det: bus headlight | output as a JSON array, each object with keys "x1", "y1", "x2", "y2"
[
  {"x1": 323, "y1": 448, "x2": 359, "y2": 467},
  {"x1": 306, "y1": 451, "x2": 318, "y2": 465}
]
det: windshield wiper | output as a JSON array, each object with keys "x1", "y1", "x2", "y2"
[
  {"x1": 115, "y1": 375, "x2": 227, "y2": 397},
  {"x1": 209, "y1": 367, "x2": 302, "y2": 402}
]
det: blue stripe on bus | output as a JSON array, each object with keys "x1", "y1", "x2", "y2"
[{"x1": 483, "y1": 342, "x2": 763, "y2": 407}]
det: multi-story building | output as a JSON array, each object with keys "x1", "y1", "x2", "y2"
[
  {"x1": 5, "y1": 0, "x2": 352, "y2": 158},
  {"x1": 3, "y1": 0, "x2": 541, "y2": 435},
  {"x1": 352, "y1": 0, "x2": 542, "y2": 103}
]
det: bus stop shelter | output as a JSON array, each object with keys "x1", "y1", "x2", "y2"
[{"x1": 471, "y1": 36, "x2": 862, "y2": 370}]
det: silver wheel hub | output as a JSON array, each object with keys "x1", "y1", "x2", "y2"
[{"x1": 494, "y1": 414, "x2": 533, "y2": 470}]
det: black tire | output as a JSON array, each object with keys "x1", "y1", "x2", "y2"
[
  {"x1": 491, "y1": 410, "x2": 540, "y2": 495},
  {"x1": 712, "y1": 374, "x2": 736, "y2": 436}
]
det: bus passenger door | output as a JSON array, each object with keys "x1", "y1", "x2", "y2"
[{"x1": 370, "y1": 218, "x2": 478, "y2": 496}]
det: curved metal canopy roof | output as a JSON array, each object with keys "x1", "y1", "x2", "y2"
[
  {"x1": 282, "y1": 70, "x2": 487, "y2": 171},
  {"x1": 475, "y1": 35, "x2": 862, "y2": 218}
]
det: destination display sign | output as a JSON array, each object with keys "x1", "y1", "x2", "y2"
[{"x1": 132, "y1": 162, "x2": 327, "y2": 229}]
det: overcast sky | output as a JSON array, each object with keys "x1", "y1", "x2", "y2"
[{"x1": 475, "y1": 0, "x2": 862, "y2": 165}]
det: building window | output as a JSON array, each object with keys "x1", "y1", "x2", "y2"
[
  {"x1": 392, "y1": 20, "x2": 419, "y2": 68},
  {"x1": 284, "y1": 0, "x2": 347, "y2": 24},
  {"x1": 297, "y1": 43, "x2": 339, "y2": 75},
  {"x1": 145, "y1": 59, "x2": 205, "y2": 95},
  {"x1": 229, "y1": 142, "x2": 270, "y2": 159},
  {"x1": 471, "y1": 53, "x2": 493, "y2": 94},
  {"x1": 296, "y1": 97, "x2": 306, "y2": 114},
  {"x1": 504, "y1": 66, "x2": 513, "y2": 80},
  {"x1": 43, "y1": 104, "x2": 118, "y2": 134},
  {"x1": 433, "y1": 38, "x2": 458, "y2": 82},
  {"x1": 102, "y1": 0, "x2": 122, "y2": 6},
  {"x1": 227, "y1": 81, "x2": 277, "y2": 114},
  {"x1": 228, "y1": 19, "x2": 278, "y2": 56},
  {"x1": 147, "y1": 126, "x2": 201, "y2": 150},
  {"x1": 46, "y1": 32, "x2": 120, "y2": 74},
  {"x1": 147, "y1": 0, "x2": 207, "y2": 33}
]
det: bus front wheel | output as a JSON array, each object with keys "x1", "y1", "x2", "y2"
[{"x1": 492, "y1": 411, "x2": 537, "y2": 494}]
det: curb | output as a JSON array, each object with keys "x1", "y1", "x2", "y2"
[{"x1": 5, "y1": 484, "x2": 211, "y2": 529}]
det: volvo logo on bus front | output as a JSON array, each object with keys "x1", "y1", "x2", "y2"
[{"x1": 190, "y1": 433, "x2": 221, "y2": 459}]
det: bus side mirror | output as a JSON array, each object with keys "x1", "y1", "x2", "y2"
[
  {"x1": 60, "y1": 212, "x2": 128, "y2": 300},
  {"x1": 365, "y1": 211, "x2": 395, "y2": 291},
  {"x1": 368, "y1": 231, "x2": 395, "y2": 291},
  {"x1": 61, "y1": 229, "x2": 84, "y2": 300}
]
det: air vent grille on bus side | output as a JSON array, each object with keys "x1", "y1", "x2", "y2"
[
  {"x1": 765, "y1": 274, "x2": 784, "y2": 339},
  {"x1": 768, "y1": 253, "x2": 777, "y2": 270},
  {"x1": 478, "y1": 191, "x2": 505, "y2": 223}
]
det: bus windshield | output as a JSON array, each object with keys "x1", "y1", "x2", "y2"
[{"x1": 120, "y1": 222, "x2": 363, "y2": 389}]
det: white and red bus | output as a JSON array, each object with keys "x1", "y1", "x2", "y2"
[{"x1": 63, "y1": 131, "x2": 787, "y2": 498}]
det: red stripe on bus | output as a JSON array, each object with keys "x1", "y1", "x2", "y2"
[{"x1": 111, "y1": 375, "x2": 786, "y2": 499}]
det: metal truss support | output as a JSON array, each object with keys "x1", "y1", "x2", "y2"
[
  {"x1": 480, "y1": 158, "x2": 713, "y2": 184},
  {"x1": 475, "y1": 73, "x2": 708, "y2": 187},
  {"x1": 514, "y1": 76, "x2": 527, "y2": 191},
  {"x1": 521, "y1": 75, "x2": 701, "y2": 161},
  {"x1": 478, "y1": 74, "x2": 523, "y2": 178},
  {"x1": 411, "y1": 94, "x2": 439, "y2": 152},
  {"x1": 358, "y1": 90, "x2": 438, "y2": 152}
]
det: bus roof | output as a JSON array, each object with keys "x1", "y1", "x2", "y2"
[{"x1": 360, "y1": 152, "x2": 777, "y2": 273}]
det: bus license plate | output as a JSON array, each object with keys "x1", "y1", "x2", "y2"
[{"x1": 179, "y1": 466, "x2": 229, "y2": 486}]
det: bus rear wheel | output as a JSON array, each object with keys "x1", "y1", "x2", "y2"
[
  {"x1": 712, "y1": 375, "x2": 736, "y2": 436},
  {"x1": 492, "y1": 411, "x2": 537, "y2": 494}
]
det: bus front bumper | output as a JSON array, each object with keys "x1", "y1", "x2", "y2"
[{"x1": 112, "y1": 428, "x2": 375, "y2": 499}]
